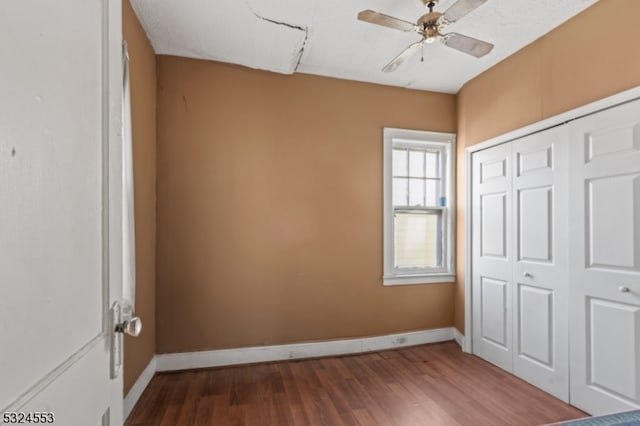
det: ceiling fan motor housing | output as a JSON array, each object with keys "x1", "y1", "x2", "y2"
[
  {"x1": 421, "y1": 0, "x2": 440, "y2": 8},
  {"x1": 417, "y1": 11, "x2": 444, "y2": 39}
]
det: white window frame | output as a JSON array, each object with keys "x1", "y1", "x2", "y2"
[{"x1": 383, "y1": 127, "x2": 456, "y2": 285}]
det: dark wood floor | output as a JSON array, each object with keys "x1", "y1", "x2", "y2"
[{"x1": 126, "y1": 341, "x2": 586, "y2": 426}]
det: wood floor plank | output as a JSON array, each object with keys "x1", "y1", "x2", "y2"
[{"x1": 126, "y1": 341, "x2": 587, "y2": 426}]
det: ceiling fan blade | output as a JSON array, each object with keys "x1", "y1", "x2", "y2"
[
  {"x1": 358, "y1": 10, "x2": 416, "y2": 32},
  {"x1": 442, "y1": 0, "x2": 487, "y2": 23},
  {"x1": 442, "y1": 33, "x2": 493, "y2": 58},
  {"x1": 382, "y1": 40, "x2": 424, "y2": 73}
]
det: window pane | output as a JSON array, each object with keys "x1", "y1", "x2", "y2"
[
  {"x1": 394, "y1": 211, "x2": 441, "y2": 268},
  {"x1": 392, "y1": 149, "x2": 407, "y2": 176},
  {"x1": 425, "y1": 179, "x2": 440, "y2": 206},
  {"x1": 426, "y1": 151, "x2": 439, "y2": 178},
  {"x1": 409, "y1": 178, "x2": 425, "y2": 206},
  {"x1": 409, "y1": 150, "x2": 425, "y2": 178},
  {"x1": 393, "y1": 178, "x2": 408, "y2": 206}
]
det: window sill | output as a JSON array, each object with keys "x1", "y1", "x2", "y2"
[{"x1": 383, "y1": 274, "x2": 455, "y2": 286}]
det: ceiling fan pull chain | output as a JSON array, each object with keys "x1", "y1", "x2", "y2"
[{"x1": 421, "y1": 44, "x2": 424, "y2": 62}]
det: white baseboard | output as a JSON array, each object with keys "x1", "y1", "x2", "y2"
[
  {"x1": 453, "y1": 328, "x2": 465, "y2": 350},
  {"x1": 124, "y1": 355, "x2": 156, "y2": 420},
  {"x1": 156, "y1": 327, "x2": 456, "y2": 372},
  {"x1": 124, "y1": 327, "x2": 456, "y2": 415}
]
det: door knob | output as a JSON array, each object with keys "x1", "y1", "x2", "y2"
[
  {"x1": 116, "y1": 316, "x2": 142, "y2": 337},
  {"x1": 619, "y1": 286, "x2": 630, "y2": 293},
  {"x1": 111, "y1": 300, "x2": 142, "y2": 379}
]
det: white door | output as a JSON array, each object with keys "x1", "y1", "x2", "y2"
[
  {"x1": 511, "y1": 126, "x2": 569, "y2": 401},
  {"x1": 0, "y1": 0, "x2": 125, "y2": 424},
  {"x1": 569, "y1": 99, "x2": 640, "y2": 415},
  {"x1": 472, "y1": 143, "x2": 514, "y2": 372}
]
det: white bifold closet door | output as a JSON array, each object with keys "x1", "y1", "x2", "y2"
[
  {"x1": 568, "y1": 99, "x2": 640, "y2": 415},
  {"x1": 472, "y1": 126, "x2": 569, "y2": 401},
  {"x1": 472, "y1": 143, "x2": 513, "y2": 372}
]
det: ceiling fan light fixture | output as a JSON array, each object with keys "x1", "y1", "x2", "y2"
[{"x1": 425, "y1": 36, "x2": 437, "y2": 44}]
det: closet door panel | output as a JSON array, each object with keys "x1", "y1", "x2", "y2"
[
  {"x1": 518, "y1": 186, "x2": 553, "y2": 262},
  {"x1": 472, "y1": 143, "x2": 513, "y2": 372},
  {"x1": 480, "y1": 277, "x2": 509, "y2": 347},
  {"x1": 588, "y1": 299, "x2": 640, "y2": 402},
  {"x1": 512, "y1": 126, "x2": 569, "y2": 401},
  {"x1": 569, "y1": 99, "x2": 640, "y2": 415},
  {"x1": 587, "y1": 174, "x2": 640, "y2": 269},
  {"x1": 517, "y1": 284, "x2": 553, "y2": 365},
  {"x1": 481, "y1": 193, "x2": 507, "y2": 258}
]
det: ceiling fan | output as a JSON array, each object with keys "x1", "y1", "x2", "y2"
[{"x1": 358, "y1": 0, "x2": 494, "y2": 72}]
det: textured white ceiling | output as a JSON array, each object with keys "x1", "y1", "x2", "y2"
[{"x1": 131, "y1": 0, "x2": 598, "y2": 93}]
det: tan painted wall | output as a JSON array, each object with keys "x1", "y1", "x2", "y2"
[
  {"x1": 454, "y1": 0, "x2": 640, "y2": 332},
  {"x1": 123, "y1": 0, "x2": 157, "y2": 395},
  {"x1": 155, "y1": 56, "x2": 457, "y2": 353}
]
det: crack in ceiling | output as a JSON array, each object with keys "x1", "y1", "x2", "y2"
[
  {"x1": 245, "y1": 2, "x2": 310, "y2": 72},
  {"x1": 293, "y1": 29, "x2": 309, "y2": 72}
]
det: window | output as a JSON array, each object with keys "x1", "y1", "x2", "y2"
[{"x1": 383, "y1": 128, "x2": 455, "y2": 285}]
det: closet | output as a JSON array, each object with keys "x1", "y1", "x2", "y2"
[
  {"x1": 471, "y1": 125, "x2": 569, "y2": 401},
  {"x1": 470, "y1": 97, "x2": 640, "y2": 415}
]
